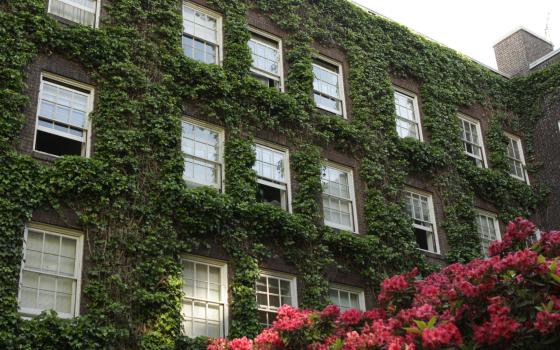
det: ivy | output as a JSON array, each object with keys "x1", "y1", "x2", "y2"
[{"x1": 0, "y1": 0, "x2": 556, "y2": 348}]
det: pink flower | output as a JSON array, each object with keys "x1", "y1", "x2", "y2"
[
  {"x1": 254, "y1": 328, "x2": 283, "y2": 349},
  {"x1": 228, "y1": 337, "x2": 253, "y2": 350},
  {"x1": 320, "y1": 304, "x2": 340, "y2": 320},
  {"x1": 273, "y1": 305, "x2": 311, "y2": 332},
  {"x1": 473, "y1": 315, "x2": 521, "y2": 345},
  {"x1": 421, "y1": 322, "x2": 462, "y2": 349},
  {"x1": 534, "y1": 311, "x2": 560, "y2": 334},
  {"x1": 208, "y1": 338, "x2": 228, "y2": 350},
  {"x1": 338, "y1": 308, "x2": 362, "y2": 326}
]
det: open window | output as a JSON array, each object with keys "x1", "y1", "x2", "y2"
[
  {"x1": 248, "y1": 28, "x2": 283, "y2": 90},
  {"x1": 458, "y1": 114, "x2": 487, "y2": 168},
  {"x1": 253, "y1": 143, "x2": 290, "y2": 211},
  {"x1": 403, "y1": 189, "x2": 439, "y2": 254},
  {"x1": 34, "y1": 73, "x2": 93, "y2": 157},
  {"x1": 313, "y1": 56, "x2": 346, "y2": 117}
]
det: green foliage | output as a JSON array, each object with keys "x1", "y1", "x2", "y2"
[{"x1": 0, "y1": 0, "x2": 556, "y2": 348}]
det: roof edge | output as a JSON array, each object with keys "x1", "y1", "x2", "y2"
[{"x1": 493, "y1": 26, "x2": 553, "y2": 47}]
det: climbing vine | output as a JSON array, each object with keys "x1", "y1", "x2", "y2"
[{"x1": 0, "y1": 0, "x2": 556, "y2": 349}]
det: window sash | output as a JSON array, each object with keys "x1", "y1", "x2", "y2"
[
  {"x1": 322, "y1": 165, "x2": 356, "y2": 231},
  {"x1": 253, "y1": 144, "x2": 287, "y2": 184},
  {"x1": 19, "y1": 227, "x2": 81, "y2": 318},
  {"x1": 396, "y1": 117, "x2": 420, "y2": 139},
  {"x1": 256, "y1": 273, "x2": 296, "y2": 327},
  {"x1": 182, "y1": 4, "x2": 218, "y2": 44},
  {"x1": 249, "y1": 36, "x2": 280, "y2": 78},
  {"x1": 476, "y1": 212, "x2": 500, "y2": 257},
  {"x1": 328, "y1": 286, "x2": 364, "y2": 311},
  {"x1": 323, "y1": 195, "x2": 354, "y2": 231},
  {"x1": 182, "y1": 34, "x2": 218, "y2": 64},
  {"x1": 394, "y1": 90, "x2": 422, "y2": 140},
  {"x1": 505, "y1": 136, "x2": 526, "y2": 181},
  {"x1": 181, "y1": 258, "x2": 227, "y2": 337},
  {"x1": 181, "y1": 300, "x2": 224, "y2": 338},
  {"x1": 313, "y1": 62, "x2": 343, "y2": 114},
  {"x1": 459, "y1": 118, "x2": 485, "y2": 166},
  {"x1": 49, "y1": 0, "x2": 97, "y2": 26},
  {"x1": 37, "y1": 81, "x2": 90, "y2": 138},
  {"x1": 181, "y1": 120, "x2": 223, "y2": 188}
]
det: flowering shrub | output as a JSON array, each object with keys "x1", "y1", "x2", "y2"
[{"x1": 209, "y1": 218, "x2": 560, "y2": 349}]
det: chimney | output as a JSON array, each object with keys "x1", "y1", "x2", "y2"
[{"x1": 493, "y1": 27, "x2": 553, "y2": 76}]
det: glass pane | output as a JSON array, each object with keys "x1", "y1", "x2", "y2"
[
  {"x1": 44, "y1": 234, "x2": 60, "y2": 255},
  {"x1": 27, "y1": 230, "x2": 43, "y2": 250},
  {"x1": 60, "y1": 238, "x2": 76, "y2": 258}
]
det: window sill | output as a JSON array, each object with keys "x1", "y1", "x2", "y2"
[{"x1": 32, "y1": 150, "x2": 59, "y2": 163}]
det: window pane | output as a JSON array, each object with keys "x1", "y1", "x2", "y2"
[{"x1": 49, "y1": 0, "x2": 97, "y2": 26}]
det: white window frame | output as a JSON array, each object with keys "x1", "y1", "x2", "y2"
[
  {"x1": 403, "y1": 187, "x2": 440, "y2": 254},
  {"x1": 181, "y1": 117, "x2": 225, "y2": 191},
  {"x1": 312, "y1": 55, "x2": 346, "y2": 118},
  {"x1": 248, "y1": 27, "x2": 284, "y2": 91},
  {"x1": 256, "y1": 270, "x2": 297, "y2": 327},
  {"x1": 321, "y1": 162, "x2": 359, "y2": 233},
  {"x1": 393, "y1": 86, "x2": 424, "y2": 142},
  {"x1": 458, "y1": 114, "x2": 487, "y2": 168},
  {"x1": 47, "y1": 0, "x2": 101, "y2": 28},
  {"x1": 328, "y1": 283, "x2": 365, "y2": 311},
  {"x1": 505, "y1": 132, "x2": 529, "y2": 184},
  {"x1": 182, "y1": 1, "x2": 223, "y2": 65},
  {"x1": 180, "y1": 255, "x2": 229, "y2": 338},
  {"x1": 253, "y1": 140, "x2": 291, "y2": 212},
  {"x1": 475, "y1": 209, "x2": 501, "y2": 257},
  {"x1": 18, "y1": 223, "x2": 84, "y2": 318},
  {"x1": 33, "y1": 72, "x2": 94, "y2": 158}
]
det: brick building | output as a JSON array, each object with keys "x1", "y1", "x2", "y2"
[{"x1": 2, "y1": 0, "x2": 559, "y2": 345}]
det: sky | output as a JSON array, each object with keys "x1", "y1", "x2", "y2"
[{"x1": 352, "y1": 0, "x2": 560, "y2": 69}]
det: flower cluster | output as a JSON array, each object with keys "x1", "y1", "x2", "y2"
[{"x1": 209, "y1": 219, "x2": 560, "y2": 349}]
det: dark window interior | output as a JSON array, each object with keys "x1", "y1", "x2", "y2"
[
  {"x1": 257, "y1": 183, "x2": 282, "y2": 208},
  {"x1": 35, "y1": 130, "x2": 82, "y2": 156},
  {"x1": 414, "y1": 227, "x2": 429, "y2": 250}
]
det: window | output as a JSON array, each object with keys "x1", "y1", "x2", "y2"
[
  {"x1": 181, "y1": 119, "x2": 224, "y2": 190},
  {"x1": 180, "y1": 256, "x2": 228, "y2": 338},
  {"x1": 403, "y1": 189, "x2": 439, "y2": 253},
  {"x1": 18, "y1": 224, "x2": 83, "y2": 318},
  {"x1": 475, "y1": 210, "x2": 501, "y2": 258},
  {"x1": 505, "y1": 133, "x2": 529, "y2": 183},
  {"x1": 393, "y1": 89, "x2": 423, "y2": 140},
  {"x1": 458, "y1": 115, "x2": 486, "y2": 168},
  {"x1": 34, "y1": 73, "x2": 93, "y2": 157},
  {"x1": 249, "y1": 29, "x2": 283, "y2": 90},
  {"x1": 328, "y1": 284, "x2": 365, "y2": 311},
  {"x1": 313, "y1": 57, "x2": 345, "y2": 116},
  {"x1": 182, "y1": 2, "x2": 222, "y2": 64},
  {"x1": 253, "y1": 143, "x2": 290, "y2": 211},
  {"x1": 256, "y1": 271, "x2": 297, "y2": 328},
  {"x1": 321, "y1": 164, "x2": 358, "y2": 232},
  {"x1": 48, "y1": 0, "x2": 99, "y2": 27}
]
